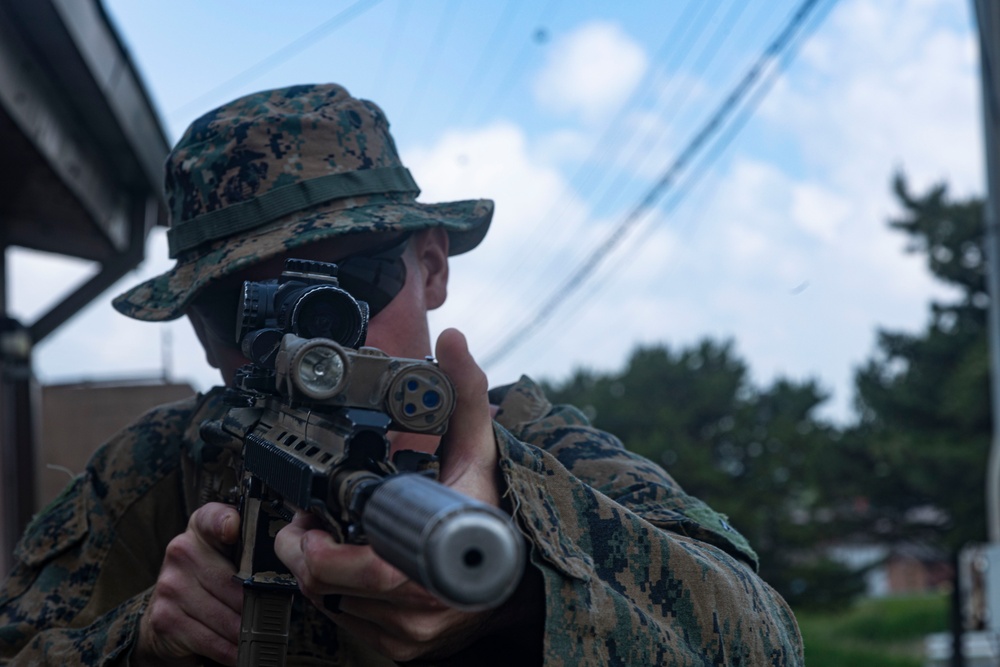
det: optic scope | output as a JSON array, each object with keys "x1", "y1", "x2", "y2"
[{"x1": 237, "y1": 259, "x2": 370, "y2": 368}]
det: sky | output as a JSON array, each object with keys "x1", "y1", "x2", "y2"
[{"x1": 7, "y1": 0, "x2": 985, "y2": 423}]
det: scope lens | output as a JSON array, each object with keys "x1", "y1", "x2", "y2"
[
  {"x1": 294, "y1": 344, "x2": 346, "y2": 399},
  {"x1": 292, "y1": 287, "x2": 366, "y2": 347}
]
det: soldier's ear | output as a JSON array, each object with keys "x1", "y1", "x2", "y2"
[{"x1": 415, "y1": 228, "x2": 449, "y2": 311}]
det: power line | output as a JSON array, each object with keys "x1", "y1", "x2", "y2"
[
  {"x1": 480, "y1": 0, "x2": 833, "y2": 371},
  {"x1": 469, "y1": 0, "x2": 728, "y2": 338},
  {"x1": 371, "y1": 0, "x2": 412, "y2": 103},
  {"x1": 471, "y1": 0, "x2": 563, "y2": 124},
  {"x1": 501, "y1": 0, "x2": 710, "y2": 269},
  {"x1": 443, "y1": 1, "x2": 524, "y2": 128},
  {"x1": 582, "y1": 0, "x2": 755, "y2": 218},
  {"x1": 473, "y1": 0, "x2": 785, "y2": 346},
  {"x1": 403, "y1": 0, "x2": 462, "y2": 119},
  {"x1": 167, "y1": 0, "x2": 383, "y2": 122},
  {"x1": 555, "y1": 0, "x2": 838, "y2": 344}
]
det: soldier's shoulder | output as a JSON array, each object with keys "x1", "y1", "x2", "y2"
[{"x1": 79, "y1": 391, "x2": 217, "y2": 524}]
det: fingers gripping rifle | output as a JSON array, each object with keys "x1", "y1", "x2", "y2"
[{"x1": 198, "y1": 259, "x2": 524, "y2": 667}]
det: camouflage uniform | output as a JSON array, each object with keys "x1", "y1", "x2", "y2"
[
  {"x1": 1, "y1": 376, "x2": 801, "y2": 665},
  {"x1": 0, "y1": 84, "x2": 803, "y2": 665}
]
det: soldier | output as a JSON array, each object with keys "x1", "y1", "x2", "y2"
[{"x1": 0, "y1": 84, "x2": 803, "y2": 666}]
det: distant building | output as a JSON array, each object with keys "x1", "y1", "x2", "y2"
[
  {"x1": 829, "y1": 541, "x2": 953, "y2": 597},
  {"x1": 35, "y1": 379, "x2": 196, "y2": 508},
  {"x1": 883, "y1": 542, "x2": 953, "y2": 595}
]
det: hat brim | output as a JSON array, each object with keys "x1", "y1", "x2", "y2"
[{"x1": 112, "y1": 195, "x2": 493, "y2": 322}]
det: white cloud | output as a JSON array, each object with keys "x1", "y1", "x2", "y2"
[
  {"x1": 15, "y1": 0, "x2": 981, "y2": 430},
  {"x1": 791, "y1": 183, "x2": 850, "y2": 242},
  {"x1": 403, "y1": 121, "x2": 596, "y2": 376},
  {"x1": 654, "y1": 0, "x2": 980, "y2": 421},
  {"x1": 533, "y1": 21, "x2": 648, "y2": 125},
  {"x1": 533, "y1": 128, "x2": 592, "y2": 165},
  {"x1": 405, "y1": 0, "x2": 980, "y2": 425},
  {"x1": 763, "y1": 0, "x2": 980, "y2": 195}
]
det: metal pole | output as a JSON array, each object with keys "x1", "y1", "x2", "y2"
[
  {"x1": 950, "y1": 550, "x2": 965, "y2": 667},
  {"x1": 0, "y1": 247, "x2": 7, "y2": 576},
  {"x1": 0, "y1": 316, "x2": 35, "y2": 576},
  {"x1": 973, "y1": 0, "x2": 1000, "y2": 544},
  {"x1": 0, "y1": 244, "x2": 38, "y2": 575}
]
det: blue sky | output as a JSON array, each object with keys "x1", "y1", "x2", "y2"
[{"x1": 8, "y1": 0, "x2": 983, "y2": 422}]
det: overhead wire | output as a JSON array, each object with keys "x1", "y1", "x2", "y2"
[
  {"x1": 480, "y1": 0, "x2": 834, "y2": 371},
  {"x1": 488, "y1": 0, "x2": 753, "y2": 317},
  {"x1": 167, "y1": 0, "x2": 384, "y2": 122},
  {"x1": 494, "y1": 0, "x2": 711, "y2": 278},
  {"x1": 539, "y1": 0, "x2": 784, "y2": 314},
  {"x1": 444, "y1": 1, "x2": 525, "y2": 128},
  {"x1": 402, "y1": 0, "x2": 463, "y2": 119},
  {"x1": 467, "y1": 0, "x2": 723, "y2": 337},
  {"x1": 471, "y1": 0, "x2": 564, "y2": 124},
  {"x1": 583, "y1": 0, "x2": 756, "y2": 220},
  {"x1": 498, "y1": 0, "x2": 836, "y2": 366},
  {"x1": 474, "y1": 0, "x2": 765, "y2": 344},
  {"x1": 371, "y1": 0, "x2": 411, "y2": 103},
  {"x1": 553, "y1": 0, "x2": 840, "y2": 347}
]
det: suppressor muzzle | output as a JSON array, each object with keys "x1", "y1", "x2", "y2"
[{"x1": 361, "y1": 473, "x2": 525, "y2": 609}]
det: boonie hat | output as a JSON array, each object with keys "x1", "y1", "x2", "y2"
[{"x1": 113, "y1": 83, "x2": 493, "y2": 321}]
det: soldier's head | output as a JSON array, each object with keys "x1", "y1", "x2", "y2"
[{"x1": 113, "y1": 83, "x2": 493, "y2": 377}]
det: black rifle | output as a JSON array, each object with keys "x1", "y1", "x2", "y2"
[{"x1": 199, "y1": 259, "x2": 524, "y2": 667}]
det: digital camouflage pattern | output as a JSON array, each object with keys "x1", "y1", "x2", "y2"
[
  {"x1": 0, "y1": 377, "x2": 803, "y2": 666},
  {"x1": 112, "y1": 84, "x2": 493, "y2": 322}
]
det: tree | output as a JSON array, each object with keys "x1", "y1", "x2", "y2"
[
  {"x1": 851, "y1": 174, "x2": 991, "y2": 552},
  {"x1": 543, "y1": 339, "x2": 860, "y2": 606}
]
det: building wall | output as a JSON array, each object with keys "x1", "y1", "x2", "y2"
[
  {"x1": 885, "y1": 556, "x2": 954, "y2": 596},
  {"x1": 36, "y1": 380, "x2": 196, "y2": 508}
]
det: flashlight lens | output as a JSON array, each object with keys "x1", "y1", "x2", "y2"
[
  {"x1": 386, "y1": 367, "x2": 455, "y2": 433},
  {"x1": 295, "y1": 345, "x2": 346, "y2": 398},
  {"x1": 423, "y1": 390, "x2": 441, "y2": 408}
]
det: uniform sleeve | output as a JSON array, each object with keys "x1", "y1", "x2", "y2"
[
  {"x1": 0, "y1": 400, "x2": 194, "y2": 667},
  {"x1": 496, "y1": 400, "x2": 804, "y2": 666}
]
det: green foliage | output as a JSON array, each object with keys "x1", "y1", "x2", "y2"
[
  {"x1": 542, "y1": 339, "x2": 864, "y2": 606},
  {"x1": 539, "y1": 173, "x2": 989, "y2": 610},
  {"x1": 852, "y1": 174, "x2": 991, "y2": 551},
  {"x1": 780, "y1": 557, "x2": 868, "y2": 611},
  {"x1": 835, "y1": 594, "x2": 949, "y2": 642},
  {"x1": 796, "y1": 593, "x2": 948, "y2": 666}
]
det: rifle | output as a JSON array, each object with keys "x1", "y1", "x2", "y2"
[{"x1": 198, "y1": 259, "x2": 525, "y2": 667}]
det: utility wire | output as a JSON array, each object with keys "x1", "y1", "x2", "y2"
[
  {"x1": 544, "y1": 0, "x2": 788, "y2": 333},
  {"x1": 471, "y1": 0, "x2": 563, "y2": 123},
  {"x1": 498, "y1": 0, "x2": 710, "y2": 275},
  {"x1": 554, "y1": 0, "x2": 838, "y2": 342},
  {"x1": 470, "y1": 0, "x2": 721, "y2": 337},
  {"x1": 477, "y1": 0, "x2": 776, "y2": 344},
  {"x1": 481, "y1": 0, "x2": 832, "y2": 370},
  {"x1": 371, "y1": 0, "x2": 411, "y2": 103},
  {"x1": 587, "y1": 0, "x2": 755, "y2": 215},
  {"x1": 167, "y1": 0, "x2": 383, "y2": 122},
  {"x1": 444, "y1": 1, "x2": 523, "y2": 128},
  {"x1": 403, "y1": 0, "x2": 462, "y2": 119}
]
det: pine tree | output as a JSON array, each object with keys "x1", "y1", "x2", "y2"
[{"x1": 852, "y1": 174, "x2": 991, "y2": 551}]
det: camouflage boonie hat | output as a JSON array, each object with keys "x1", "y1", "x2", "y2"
[{"x1": 113, "y1": 83, "x2": 493, "y2": 321}]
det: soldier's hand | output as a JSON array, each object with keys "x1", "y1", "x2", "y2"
[
  {"x1": 136, "y1": 502, "x2": 243, "y2": 666},
  {"x1": 273, "y1": 328, "x2": 514, "y2": 662}
]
